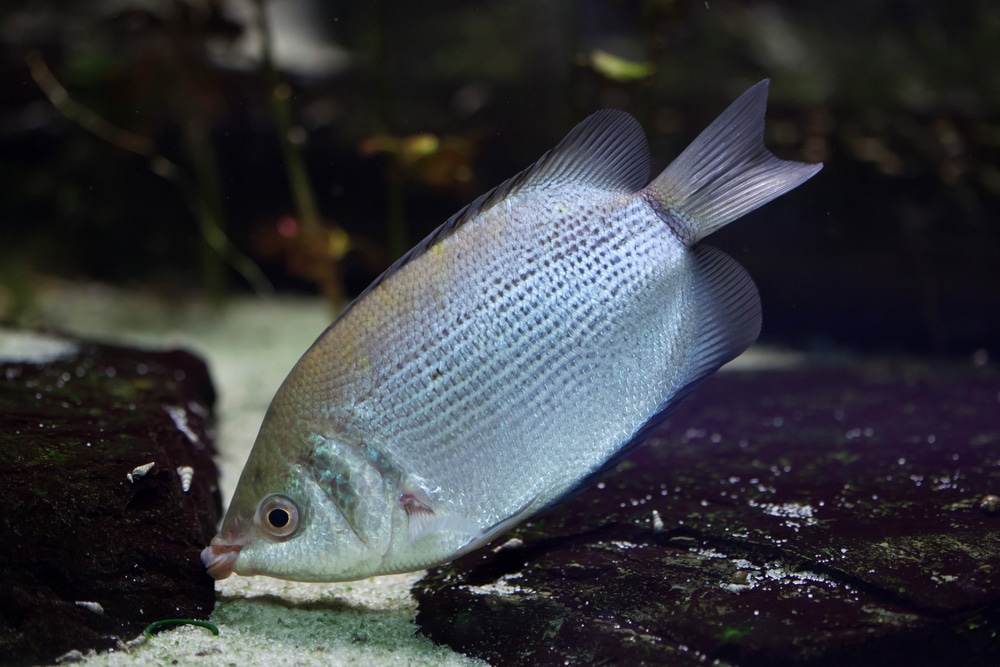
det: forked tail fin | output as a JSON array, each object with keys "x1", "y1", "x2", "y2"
[{"x1": 645, "y1": 79, "x2": 822, "y2": 245}]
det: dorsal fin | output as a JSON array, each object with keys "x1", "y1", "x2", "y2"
[
  {"x1": 499, "y1": 108, "x2": 651, "y2": 198},
  {"x1": 335, "y1": 110, "x2": 651, "y2": 323},
  {"x1": 449, "y1": 109, "x2": 650, "y2": 239}
]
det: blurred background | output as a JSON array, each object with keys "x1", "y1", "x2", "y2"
[{"x1": 1, "y1": 0, "x2": 997, "y2": 358}]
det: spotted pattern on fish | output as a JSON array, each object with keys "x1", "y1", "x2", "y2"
[{"x1": 201, "y1": 80, "x2": 822, "y2": 583}]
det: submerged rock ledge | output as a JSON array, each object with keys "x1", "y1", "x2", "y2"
[
  {"x1": 0, "y1": 327, "x2": 221, "y2": 665},
  {"x1": 415, "y1": 361, "x2": 1000, "y2": 666}
]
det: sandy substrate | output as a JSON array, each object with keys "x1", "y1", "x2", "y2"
[{"x1": 24, "y1": 282, "x2": 800, "y2": 666}]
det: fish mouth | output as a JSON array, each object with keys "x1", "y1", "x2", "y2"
[{"x1": 201, "y1": 537, "x2": 242, "y2": 580}]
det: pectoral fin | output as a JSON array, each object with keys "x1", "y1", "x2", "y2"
[{"x1": 400, "y1": 489, "x2": 478, "y2": 542}]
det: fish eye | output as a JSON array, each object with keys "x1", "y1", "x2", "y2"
[{"x1": 255, "y1": 494, "x2": 300, "y2": 540}]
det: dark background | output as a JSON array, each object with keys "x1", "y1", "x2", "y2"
[{"x1": 1, "y1": 0, "x2": 997, "y2": 357}]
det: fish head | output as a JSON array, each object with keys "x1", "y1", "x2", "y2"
[{"x1": 201, "y1": 393, "x2": 399, "y2": 582}]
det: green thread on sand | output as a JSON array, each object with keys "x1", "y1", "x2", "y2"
[{"x1": 143, "y1": 619, "x2": 220, "y2": 639}]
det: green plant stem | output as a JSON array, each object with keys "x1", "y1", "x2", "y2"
[
  {"x1": 252, "y1": 0, "x2": 323, "y2": 242},
  {"x1": 374, "y1": 0, "x2": 407, "y2": 259},
  {"x1": 25, "y1": 49, "x2": 272, "y2": 296},
  {"x1": 184, "y1": 122, "x2": 229, "y2": 302}
]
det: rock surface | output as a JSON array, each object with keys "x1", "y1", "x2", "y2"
[
  {"x1": 414, "y1": 361, "x2": 1000, "y2": 666},
  {"x1": 0, "y1": 328, "x2": 222, "y2": 665}
]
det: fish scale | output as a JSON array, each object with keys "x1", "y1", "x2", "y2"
[
  {"x1": 321, "y1": 191, "x2": 688, "y2": 553},
  {"x1": 202, "y1": 80, "x2": 822, "y2": 583}
]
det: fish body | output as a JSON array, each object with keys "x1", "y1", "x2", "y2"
[{"x1": 203, "y1": 80, "x2": 821, "y2": 582}]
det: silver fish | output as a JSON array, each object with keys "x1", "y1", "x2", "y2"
[{"x1": 202, "y1": 80, "x2": 821, "y2": 582}]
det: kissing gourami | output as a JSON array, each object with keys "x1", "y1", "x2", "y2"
[{"x1": 202, "y1": 80, "x2": 821, "y2": 582}]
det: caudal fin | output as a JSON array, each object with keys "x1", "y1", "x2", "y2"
[{"x1": 645, "y1": 79, "x2": 822, "y2": 245}]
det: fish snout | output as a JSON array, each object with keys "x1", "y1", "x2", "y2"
[{"x1": 201, "y1": 536, "x2": 242, "y2": 580}]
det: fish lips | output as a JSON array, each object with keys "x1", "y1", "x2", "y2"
[
  {"x1": 201, "y1": 538, "x2": 242, "y2": 580},
  {"x1": 201, "y1": 517, "x2": 252, "y2": 580},
  {"x1": 201, "y1": 513, "x2": 256, "y2": 580}
]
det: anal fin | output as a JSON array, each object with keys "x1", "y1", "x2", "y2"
[
  {"x1": 452, "y1": 496, "x2": 539, "y2": 560},
  {"x1": 684, "y1": 244, "x2": 762, "y2": 381}
]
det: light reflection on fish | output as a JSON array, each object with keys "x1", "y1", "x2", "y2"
[{"x1": 202, "y1": 80, "x2": 821, "y2": 582}]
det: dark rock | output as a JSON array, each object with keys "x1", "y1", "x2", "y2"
[
  {"x1": 0, "y1": 328, "x2": 222, "y2": 666},
  {"x1": 414, "y1": 361, "x2": 1000, "y2": 666}
]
